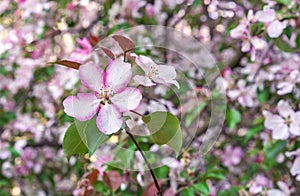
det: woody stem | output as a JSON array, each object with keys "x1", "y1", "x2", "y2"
[{"x1": 125, "y1": 126, "x2": 163, "y2": 196}]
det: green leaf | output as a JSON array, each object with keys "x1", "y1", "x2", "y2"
[
  {"x1": 142, "y1": 112, "x2": 182, "y2": 154},
  {"x1": 274, "y1": 38, "x2": 295, "y2": 52},
  {"x1": 226, "y1": 109, "x2": 241, "y2": 129},
  {"x1": 193, "y1": 0, "x2": 202, "y2": 9},
  {"x1": 75, "y1": 117, "x2": 110, "y2": 156},
  {"x1": 62, "y1": 123, "x2": 88, "y2": 159},
  {"x1": 185, "y1": 102, "x2": 206, "y2": 127},
  {"x1": 266, "y1": 140, "x2": 287, "y2": 160},
  {"x1": 257, "y1": 87, "x2": 270, "y2": 104},
  {"x1": 194, "y1": 182, "x2": 210, "y2": 195},
  {"x1": 296, "y1": 34, "x2": 300, "y2": 49},
  {"x1": 275, "y1": 0, "x2": 291, "y2": 5},
  {"x1": 243, "y1": 124, "x2": 264, "y2": 144},
  {"x1": 181, "y1": 187, "x2": 195, "y2": 196},
  {"x1": 284, "y1": 26, "x2": 293, "y2": 39},
  {"x1": 166, "y1": 124, "x2": 182, "y2": 157}
]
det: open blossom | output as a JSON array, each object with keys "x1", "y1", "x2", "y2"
[
  {"x1": 134, "y1": 55, "x2": 179, "y2": 88},
  {"x1": 63, "y1": 60, "x2": 142, "y2": 134},
  {"x1": 286, "y1": 149, "x2": 300, "y2": 181},
  {"x1": 263, "y1": 100, "x2": 300, "y2": 140},
  {"x1": 277, "y1": 70, "x2": 300, "y2": 95},
  {"x1": 255, "y1": 8, "x2": 286, "y2": 38},
  {"x1": 219, "y1": 145, "x2": 244, "y2": 167},
  {"x1": 249, "y1": 174, "x2": 273, "y2": 194}
]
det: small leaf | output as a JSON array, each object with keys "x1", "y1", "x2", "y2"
[
  {"x1": 103, "y1": 171, "x2": 122, "y2": 191},
  {"x1": 194, "y1": 182, "x2": 210, "y2": 196},
  {"x1": 141, "y1": 180, "x2": 163, "y2": 196},
  {"x1": 275, "y1": 0, "x2": 291, "y2": 5},
  {"x1": 166, "y1": 125, "x2": 182, "y2": 157},
  {"x1": 75, "y1": 117, "x2": 110, "y2": 156},
  {"x1": 181, "y1": 187, "x2": 195, "y2": 196},
  {"x1": 88, "y1": 169, "x2": 99, "y2": 185},
  {"x1": 143, "y1": 112, "x2": 181, "y2": 146},
  {"x1": 296, "y1": 34, "x2": 300, "y2": 49},
  {"x1": 88, "y1": 33, "x2": 99, "y2": 46},
  {"x1": 62, "y1": 123, "x2": 88, "y2": 159},
  {"x1": 257, "y1": 87, "x2": 270, "y2": 104},
  {"x1": 49, "y1": 60, "x2": 81, "y2": 70},
  {"x1": 100, "y1": 47, "x2": 115, "y2": 59},
  {"x1": 273, "y1": 38, "x2": 295, "y2": 52},
  {"x1": 226, "y1": 109, "x2": 241, "y2": 129},
  {"x1": 266, "y1": 140, "x2": 287, "y2": 160},
  {"x1": 112, "y1": 35, "x2": 135, "y2": 52}
]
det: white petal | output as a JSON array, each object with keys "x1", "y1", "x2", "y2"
[
  {"x1": 263, "y1": 111, "x2": 285, "y2": 130},
  {"x1": 272, "y1": 124, "x2": 289, "y2": 140},
  {"x1": 289, "y1": 118, "x2": 300, "y2": 136},
  {"x1": 155, "y1": 65, "x2": 180, "y2": 88},
  {"x1": 291, "y1": 157, "x2": 300, "y2": 176},
  {"x1": 134, "y1": 75, "x2": 155, "y2": 86},
  {"x1": 96, "y1": 104, "x2": 123, "y2": 135},
  {"x1": 277, "y1": 100, "x2": 293, "y2": 118},
  {"x1": 267, "y1": 190, "x2": 285, "y2": 196},
  {"x1": 135, "y1": 55, "x2": 155, "y2": 73},
  {"x1": 79, "y1": 62, "x2": 104, "y2": 92},
  {"x1": 277, "y1": 82, "x2": 294, "y2": 95},
  {"x1": 111, "y1": 87, "x2": 142, "y2": 112},
  {"x1": 267, "y1": 20, "x2": 285, "y2": 38},
  {"x1": 255, "y1": 9, "x2": 276, "y2": 23},
  {"x1": 63, "y1": 93, "x2": 100, "y2": 121},
  {"x1": 105, "y1": 59, "x2": 132, "y2": 93}
]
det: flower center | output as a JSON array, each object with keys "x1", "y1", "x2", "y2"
[
  {"x1": 96, "y1": 86, "x2": 114, "y2": 104},
  {"x1": 284, "y1": 116, "x2": 292, "y2": 126},
  {"x1": 148, "y1": 65, "x2": 159, "y2": 78}
]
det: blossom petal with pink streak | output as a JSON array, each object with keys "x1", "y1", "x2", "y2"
[
  {"x1": 96, "y1": 104, "x2": 123, "y2": 135},
  {"x1": 63, "y1": 93, "x2": 100, "y2": 121},
  {"x1": 111, "y1": 87, "x2": 142, "y2": 112},
  {"x1": 105, "y1": 59, "x2": 132, "y2": 93},
  {"x1": 79, "y1": 62, "x2": 104, "y2": 93}
]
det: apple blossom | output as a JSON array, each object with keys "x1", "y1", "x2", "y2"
[
  {"x1": 63, "y1": 60, "x2": 142, "y2": 134},
  {"x1": 263, "y1": 100, "x2": 300, "y2": 140},
  {"x1": 134, "y1": 55, "x2": 179, "y2": 88}
]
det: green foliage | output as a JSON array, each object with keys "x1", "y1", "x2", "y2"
[
  {"x1": 33, "y1": 65, "x2": 55, "y2": 82},
  {"x1": 185, "y1": 101, "x2": 206, "y2": 127},
  {"x1": 296, "y1": 33, "x2": 300, "y2": 49},
  {"x1": 257, "y1": 87, "x2": 270, "y2": 104},
  {"x1": 273, "y1": 38, "x2": 295, "y2": 52},
  {"x1": 142, "y1": 112, "x2": 182, "y2": 156},
  {"x1": 153, "y1": 166, "x2": 169, "y2": 179},
  {"x1": 226, "y1": 109, "x2": 241, "y2": 129},
  {"x1": 75, "y1": 117, "x2": 110, "y2": 156},
  {"x1": 275, "y1": 0, "x2": 291, "y2": 5},
  {"x1": 193, "y1": 182, "x2": 210, "y2": 196},
  {"x1": 181, "y1": 187, "x2": 195, "y2": 196},
  {"x1": 0, "y1": 111, "x2": 16, "y2": 129},
  {"x1": 62, "y1": 123, "x2": 88, "y2": 159}
]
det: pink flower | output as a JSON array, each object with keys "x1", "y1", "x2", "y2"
[
  {"x1": 134, "y1": 55, "x2": 179, "y2": 88},
  {"x1": 286, "y1": 149, "x2": 300, "y2": 181},
  {"x1": 220, "y1": 145, "x2": 244, "y2": 167},
  {"x1": 255, "y1": 8, "x2": 286, "y2": 38},
  {"x1": 227, "y1": 80, "x2": 257, "y2": 107},
  {"x1": 63, "y1": 60, "x2": 142, "y2": 134},
  {"x1": 263, "y1": 100, "x2": 300, "y2": 140},
  {"x1": 69, "y1": 38, "x2": 93, "y2": 63},
  {"x1": 249, "y1": 174, "x2": 273, "y2": 194},
  {"x1": 277, "y1": 70, "x2": 300, "y2": 95}
]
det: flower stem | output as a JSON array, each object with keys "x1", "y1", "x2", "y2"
[
  {"x1": 129, "y1": 110, "x2": 144, "y2": 117},
  {"x1": 125, "y1": 126, "x2": 163, "y2": 196}
]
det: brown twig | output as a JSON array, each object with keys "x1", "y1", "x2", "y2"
[{"x1": 125, "y1": 126, "x2": 163, "y2": 196}]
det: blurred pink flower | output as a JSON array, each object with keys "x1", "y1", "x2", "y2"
[
  {"x1": 249, "y1": 174, "x2": 273, "y2": 194},
  {"x1": 227, "y1": 80, "x2": 257, "y2": 107},
  {"x1": 63, "y1": 60, "x2": 142, "y2": 134},
  {"x1": 263, "y1": 100, "x2": 300, "y2": 140},
  {"x1": 277, "y1": 70, "x2": 300, "y2": 95},
  {"x1": 220, "y1": 145, "x2": 244, "y2": 167}
]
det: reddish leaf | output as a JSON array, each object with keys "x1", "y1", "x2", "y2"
[
  {"x1": 88, "y1": 33, "x2": 99, "y2": 46},
  {"x1": 49, "y1": 60, "x2": 81, "y2": 70},
  {"x1": 87, "y1": 169, "x2": 99, "y2": 185},
  {"x1": 100, "y1": 47, "x2": 115, "y2": 60},
  {"x1": 164, "y1": 188, "x2": 175, "y2": 196},
  {"x1": 112, "y1": 35, "x2": 135, "y2": 52},
  {"x1": 142, "y1": 180, "x2": 163, "y2": 196},
  {"x1": 103, "y1": 171, "x2": 122, "y2": 191}
]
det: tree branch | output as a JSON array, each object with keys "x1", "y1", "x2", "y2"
[{"x1": 125, "y1": 126, "x2": 163, "y2": 196}]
